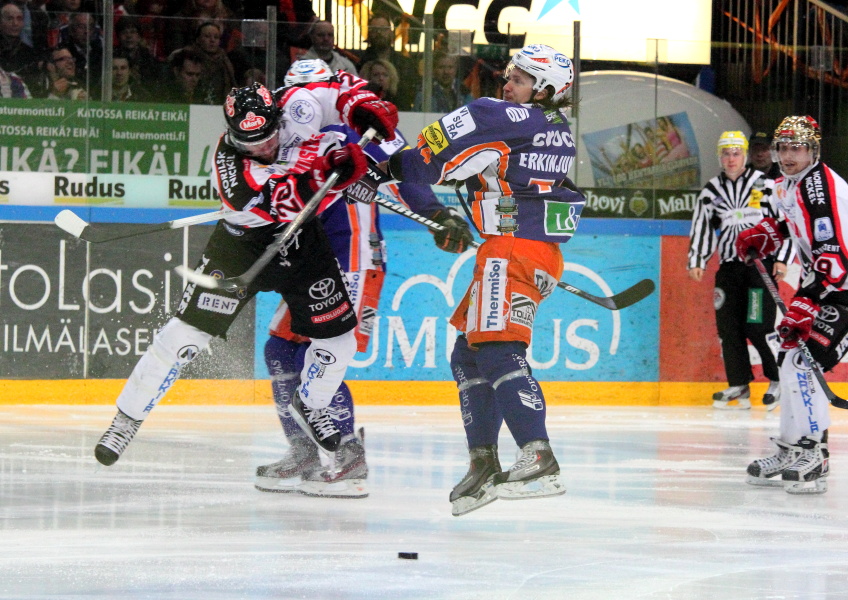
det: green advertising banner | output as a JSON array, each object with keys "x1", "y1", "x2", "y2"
[
  {"x1": 0, "y1": 99, "x2": 699, "y2": 220},
  {"x1": 0, "y1": 99, "x2": 225, "y2": 207}
]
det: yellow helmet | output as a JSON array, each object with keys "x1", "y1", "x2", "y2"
[{"x1": 717, "y1": 131, "x2": 748, "y2": 156}]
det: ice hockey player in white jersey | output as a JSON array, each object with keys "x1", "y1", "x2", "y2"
[{"x1": 737, "y1": 115, "x2": 848, "y2": 494}]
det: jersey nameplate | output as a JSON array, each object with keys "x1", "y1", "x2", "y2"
[{"x1": 442, "y1": 106, "x2": 476, "y2": 140}]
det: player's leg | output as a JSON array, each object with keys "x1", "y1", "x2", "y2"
[
  {"x1": 474, "y1": 341, "x2": 564, "y2": 499},
  {"x1": 259, "y1": 198, "x2": 383, "y2": 495},
  {"x1": 256, "y1": 335, "x2": 321, "y2": 492},
  {"x1": 276, "y1": 219, "x2": 358, "y2": 452},
  {"x1": 455, "y1": 237, "x2": 566, "y2": 501},
  {"x1": 712, "y1": 263, "x2": 752, "y2": 409},
  {"x1": 95, "y1": 224, "x2": 258, "y2": 466},
  {"x1": 95, "y1": 317, "x2": 212, "y2": 466},
  {"x1": 447, "y1": 334, "x2": 502, "y2": 516},
  {"x1": 747, "y1": 303, "x2": 846, "y2": 493}
]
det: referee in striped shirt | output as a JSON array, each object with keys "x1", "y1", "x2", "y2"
[{"x1": 688, "y1": 131, "x2": 794, "y2": 410}]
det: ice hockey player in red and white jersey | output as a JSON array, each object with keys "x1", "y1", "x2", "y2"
[
  {"x1": 385, "y1": 43, "x2": 585, "y2": 515},
  {"x1": 737, "y1": 115, "x2": 848, "y2": 494},
  {"x1": 93, "y1": 80, "x2": 399, "y2": 467}
]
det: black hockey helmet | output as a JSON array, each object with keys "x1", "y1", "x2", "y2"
[{"x1": 224, "y1": 83, "x2": 281, "y2": 155}]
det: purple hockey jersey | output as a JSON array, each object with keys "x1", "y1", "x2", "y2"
[{"x1": 398, "y1": 97, "x2": 585, "y2": 243}]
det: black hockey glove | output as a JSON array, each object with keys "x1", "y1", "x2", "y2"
[{"x1": 430, "y1": 208, "x2": 474, "y2": 253}]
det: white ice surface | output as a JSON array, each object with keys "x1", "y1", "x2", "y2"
[{"x1": 2, "y1": 403, "x2": 848, "y2": 599}]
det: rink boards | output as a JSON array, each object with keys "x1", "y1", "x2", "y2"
[{"x1": 2, "y1": 208, "x2": 847, "y2": 405}]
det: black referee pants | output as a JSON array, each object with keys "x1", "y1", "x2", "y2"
[{"x1": 714, "y1": 259, "x2": 780, "y2": 386}]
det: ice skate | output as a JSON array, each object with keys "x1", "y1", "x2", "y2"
[
  {"x1": 449, "y1": 445, "x2": 501, "y2": 517},
  {"x1": 254, "y1": 434, "x2": 321, "y2": 494},
  {"x1": 290, "y1": 391, "x2": 341, "y2": 452},
  {"x1": 94, "y1": 409, "x2": 143, "y2": 466},
  {"x1": 762, "y1": 381, "x2": 780, "y2": 411},
  {"x1": 745, "y1": 437, "x2": 801, "y2": 487},
  {"x1": 298, "y1": 428, "x2": 368, "y2": 499},
  {"x1": 712, "y1": 384, "x2": 751, "y2": 410},
  {"x1": 493, "y1": 440, "x2": 566, "y2": 500},
  {"x1": 783, "y1": 436, "x2": 829, "y2": 495}
]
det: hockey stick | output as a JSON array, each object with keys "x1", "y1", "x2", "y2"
[
  {"x1": 750, "y1": 253, "x2": 848, "y2": 409},
  {"x1": 177, "y1": 128, "x2": 378, "y2": 293},
  {"x1": 54, "y1": 209, "x2": 227, "y2": 243},
  {"x1": 374, "y1": 195, "x2": 655, "y2": 310}
]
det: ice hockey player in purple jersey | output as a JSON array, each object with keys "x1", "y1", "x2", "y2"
[{"x1": 385, "y1": 44, "x2": 585, "y2": 515}]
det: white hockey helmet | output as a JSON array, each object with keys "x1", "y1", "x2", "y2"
[
  {"x1": 284, "y1": 59, "x2": 334, "y2": 86},
  {"x1": 504, "y1": 44, "x2": 574, "y2": 103}
]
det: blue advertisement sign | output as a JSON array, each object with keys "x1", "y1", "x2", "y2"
[{"x1": 255, "y1": 230, "x2": 659, "y2": 382}]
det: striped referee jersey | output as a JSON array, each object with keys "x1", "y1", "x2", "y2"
[{"x1": 687, "y1": 167, "x2": 793, "y2": 269}]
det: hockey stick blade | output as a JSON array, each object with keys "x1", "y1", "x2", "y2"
[
  {"x1": 558, "y1": 278, "x2": 655, "y2": 310},
  {"x1": 750, "y1": 253, "x2": 848, "y2": 409},
  {"x1": 372, "y1": 196, "x2": 655, "y2": 311},
  {"x1": 54, "y1": 209, "x2": 89, "y2": 238},
  {"x1": 55, "y1": 209, "x2": 227, "y2": 243},
  {"x1": 177, "y1": 128, "x2": 379, "y2": 294}
]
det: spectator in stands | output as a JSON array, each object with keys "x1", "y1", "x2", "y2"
[
  {"x1": 357, "y1": 15, "x2": 416, "y2": 109},
  {"x1": 747, "y1": 130, "x2": 782, "y2": 179},
  {"x1": 0, "y1": 1, "x2": 39, "y2": 81},
  {"x1": 166, "y1": 0, "x2": 241, "y2": 57},
  {"x1": 413, "y1": 51, "x2": 473, "y2": 113},
  {"x1": 298, "y1": 20, "x2": 356, "y2": 75},
  {"x1": 94, "y1": 52, "x2": 150, "y2": 102},
  {"x1": 0, "y1": 62, "x2": 29, "y2": 96},
  {"x1": 186, "y1": 20, "x2": 236, "y2": 104},
  {"x1": 360, "y1": 58, "x2": 399, "y2": 106},
  {"x1": 59, "y1": 12, "x2": 102, "y2": 87},
  {"x1": 34, "y1": 44, "x2": 87, "y2": 99},
  {"x1": 134, "y1": 0, "x2": 168, "y2": 61},
  {"x1": 159, "y1": 46, "x2": 202, "y2": 104},
  {"x1": 115, "y1": 16, "x2": 161, "y2": 83}
]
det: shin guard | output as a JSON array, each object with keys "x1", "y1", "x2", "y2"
[
  {"x1": 298, "y1": 329, "x2": 357, "y2": 409},
  {"x1": 475, "y1": 342, "x2": 548, "y2": 448},
  {"x1": 116, "y1": 318, "x2": 212, "y2": 421},
  {"x1": 450, "y1": 335, "x2": 501, "y2": 448}
]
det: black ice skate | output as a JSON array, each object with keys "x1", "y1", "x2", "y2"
[
  {"x1": 712, "y1": 384, "x2": 751, "y2": 410},
  {"x1": 783, "y1": 435, "x2": 829, "y2": 495},
  {"x1": 94, "y1": 409, "x2": 142, "y2": 466},
  {"x1": 254, "y1": 433, "x2": 321, "y2": 493},
  {"x1": 762, "y1": 381, "x2": 780, "y2": 411},
  {"x1": 290, "y1": 392, "x2": 341, "y2": 452},
  {"x1": 746, "y1": 437, "x2": 801, "y2": 487},
  {"x1": 298, "y1": 428, "x2": 368, "y2": 499},
  {"x1": 492, "y1": 439, "x2": 566, "y2": 500},
  {"x1": 449, "y1": 444, "x2": 501, "y2": 517}
]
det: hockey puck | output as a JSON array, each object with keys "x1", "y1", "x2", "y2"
[{"x1": 398, "y1": 552, "x2": 418, "y2": 560}]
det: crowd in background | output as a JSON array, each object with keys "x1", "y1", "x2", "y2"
[{"x1": 0, "y1": 0, "x2": 495, "y2": 107}]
